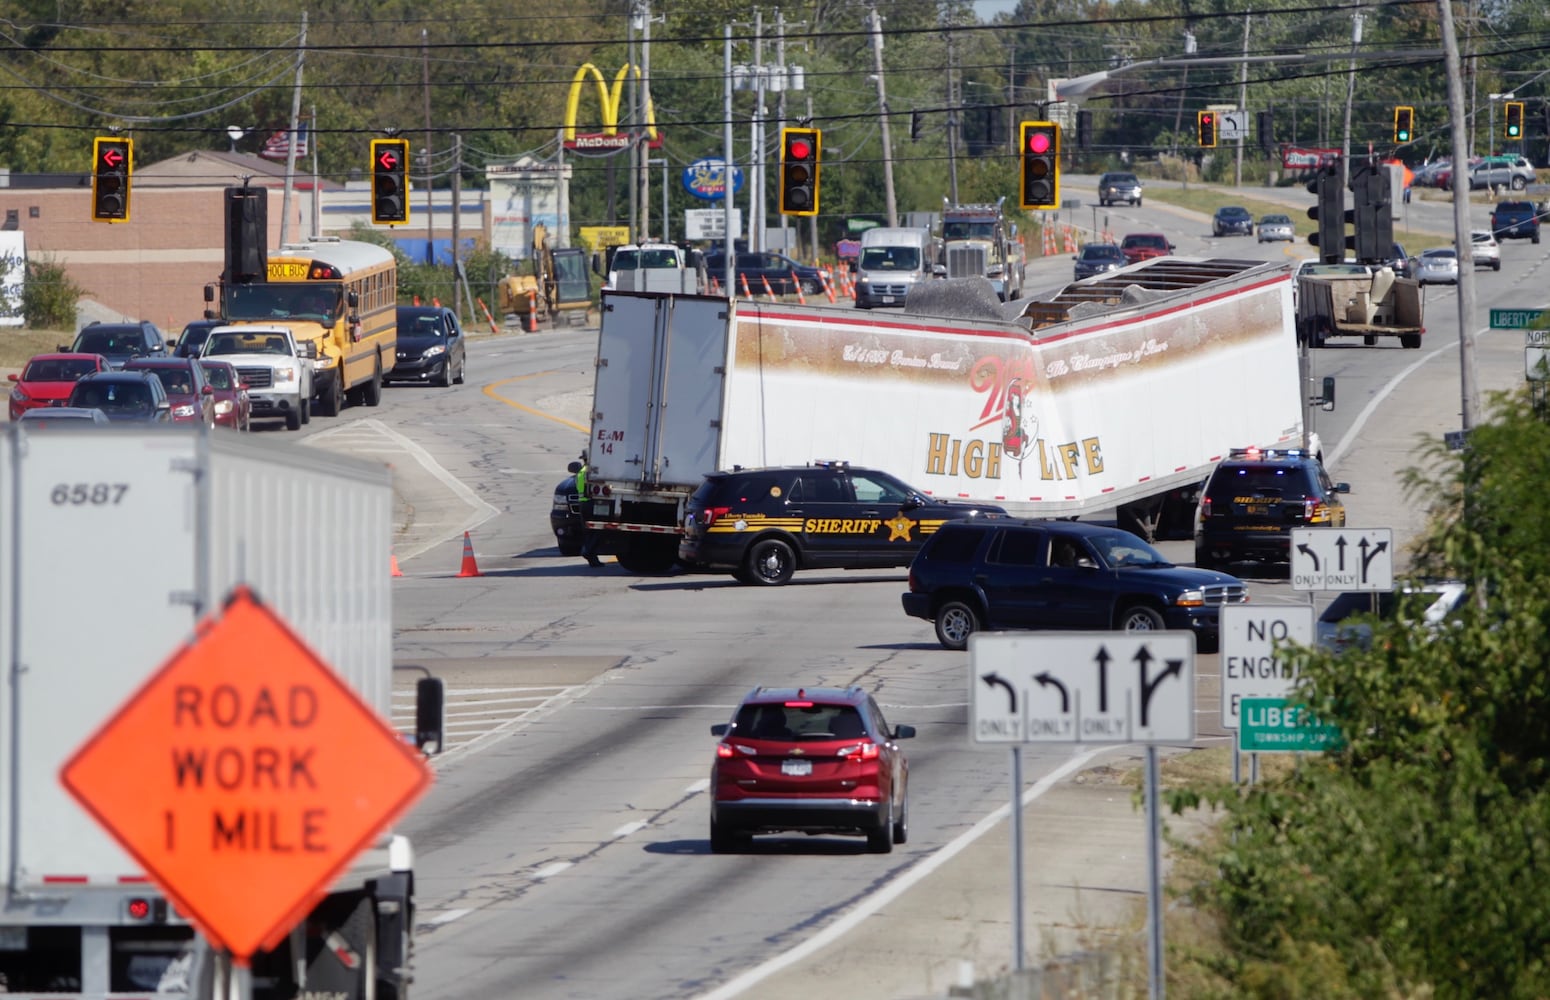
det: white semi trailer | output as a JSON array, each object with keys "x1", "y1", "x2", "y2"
[{"x1": 0, "y1": 426, "x2": 442, "y2": 999}]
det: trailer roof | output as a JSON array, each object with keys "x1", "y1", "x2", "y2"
[{"x1": 1017, "y1": 256, "x2": 1284, "y2": 332}]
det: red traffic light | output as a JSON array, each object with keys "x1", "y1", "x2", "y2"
[
  {"x1": 99, "y1": 146, "x2": 126, "y2": 170},
  {"x1": 1026, "y1": 131, "x2": 1052, "y2": 155},
  {"x1": 788, "y1": 137, "x2": 812, "y2": 161},
  {"x1": 376, "y1": 148, "x2": 400, "y2": 171},
  {"x1": 1201, "y1": 113, "x2": 1214, "y2": 125}
]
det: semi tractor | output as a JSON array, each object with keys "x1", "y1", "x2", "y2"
[
  {"x1": 940, "y1": 197, "x2": 1025, "y2": 302},
  {"x1": 578, "y1": 255, "x2": 1304, "y2": 571},
  {"x1": 0, "y1": 425, "x2": 442, "y2": 999}
]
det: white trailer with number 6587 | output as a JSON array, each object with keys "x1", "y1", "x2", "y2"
[{"x1": 0, "y1": 425, "x2": 442, "y2": 1000}]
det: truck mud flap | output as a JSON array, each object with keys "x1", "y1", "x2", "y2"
[{"x1": 251, "y1": 894, "x2": 378, "y2": 1000}]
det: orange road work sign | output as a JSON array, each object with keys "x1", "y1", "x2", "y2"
[{"x1": 61, "y1": 586, "x2": 433, "y2": 961}]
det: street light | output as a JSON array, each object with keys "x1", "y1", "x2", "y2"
[{"x1": 225, "y1": 126, "x2": 245, "y2": 154}]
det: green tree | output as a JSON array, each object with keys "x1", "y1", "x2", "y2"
[{"x1": 1173, "y1": 388, "x2": 1550, "y2": 997}]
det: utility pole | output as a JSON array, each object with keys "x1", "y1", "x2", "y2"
[
  {"x1": 750, "y1": 12, "x2": 764, "y2": 252},
  {"x1": 722, "y1": 25, "x2": 735, "y2": 290},
  {"x1": 627, "y1": 11, "x2": 638, "y2": 245},
  {"x1": 1438, "y1": 0, "x2": 1480, "y2": 431},
  {"x1": 278, "y1": 12, "x2": 306, "y2": 247},
  {"x1": 868, "y1": 6, "x2": 898, "y2": 227},
  {"x1": 422, "y1": 29, "x2": 434, "y2": 264},
  {"x1": 638, "y1": 1, "x2": 653, "y2": 241},
  {"x1": 946, "y1": 28, "x2": 959, "y2": 204},
  {"x1": 1234, "y1": 11, "x2": 1249, "y2": 187},
  {"x1": 777, "y1": 9, "x2": 789, "y2": 256},
  {"x1": 1340, "y1": 10, "x2": 1362, "y2": 191}
]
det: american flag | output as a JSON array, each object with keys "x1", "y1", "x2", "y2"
[{"x1": 258, "y1": 120, "x2": 310, "y2": 161}]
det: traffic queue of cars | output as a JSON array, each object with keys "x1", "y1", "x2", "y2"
[{"x1": 8, "y1": 304, "x2": 471, "y2": 428}]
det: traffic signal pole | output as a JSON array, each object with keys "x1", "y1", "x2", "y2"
[{"x1": 1437, "y1": 0, "x2": 1480, "y2": 431}]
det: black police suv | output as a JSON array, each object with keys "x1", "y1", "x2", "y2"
[
  {"x1": 901, "y1": 518, "x2": 1248, "y2": 651},
  {"x1": 1193, "y1": 446, "x2": 1349, "y2": 573},
  {"x1": 678, "y1": 462, "x2": 1003, "y2": 586}
]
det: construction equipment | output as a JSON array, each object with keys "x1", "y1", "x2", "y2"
[{"x1": 498, "y1": 224, "x2": 592, "y2": 328}]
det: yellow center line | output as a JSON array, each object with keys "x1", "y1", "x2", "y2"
[{"x1": 482, "y1": 371, "x2": 589, "y2": 433}]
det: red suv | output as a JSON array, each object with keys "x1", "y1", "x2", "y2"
[
  {"x1": 709, "y1": 686, "x2": 914, "y2": 854},
  {"x1": 124, "y1": 357, "x2": 216, "y2": 427}
]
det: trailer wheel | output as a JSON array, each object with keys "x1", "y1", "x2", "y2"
[
  {"x1": 617, "y1": 536, "x2": 678, "y2": 574},
  {"x1": 1400, "y1": 334, "x2": 1422, "y2": 349},
  {"x1": 743, "y1": 538, "x2": 796, "y2": 585}
]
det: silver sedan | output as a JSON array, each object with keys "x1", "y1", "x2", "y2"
[
  {"x1": 1257, "y1": 214, "x2": 1295, "y2": 243},
  {"x1": 1414, "y1": 247, "x2": 1459, "y2": 285}
]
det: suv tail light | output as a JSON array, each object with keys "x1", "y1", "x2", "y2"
[
  {"x1": 837, "y1": 742, "x2": 880, "y2": 760},
  {"x1": 1200, "y1": 495, "x2": 1213, "y2": 520},
  {"x1": 701, "y1": 505, "x2": 730, "y2": 528}
]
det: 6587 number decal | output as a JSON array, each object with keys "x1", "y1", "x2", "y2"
[{"x1": 51, "y1": 483, "x2": 129, "y2": 506}]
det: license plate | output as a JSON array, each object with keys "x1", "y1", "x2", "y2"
[
  {"x1": 1246, "y1": 504, "x2": 1268, "y2": 515},
  {"x1": 592, "y1": 502, "x2": 610, "y2": 516},
  {"x1": 881, "y1": 295, "x2": 895, "y2": 304},
  {"x1": 781, "y1": 759, "x2": 812, "y2": 776}
]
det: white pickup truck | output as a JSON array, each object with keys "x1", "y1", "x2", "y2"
[{"x1": 199, "y1": 324, "x2": 316, "y2": 430}]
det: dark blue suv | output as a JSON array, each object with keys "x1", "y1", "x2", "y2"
[{"x1": 901, "y1": 518, "x2": 1248, "y2": 651}]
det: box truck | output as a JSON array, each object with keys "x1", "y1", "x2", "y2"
[
  {"x1": 0, "y1": 426, "x2": 441, "y2": 999},
  {"x1": 578, "y1": 255, "x2": 1304, "y2": 571}
]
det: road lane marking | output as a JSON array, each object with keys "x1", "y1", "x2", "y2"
[
  {"x1": 426, "y1": 908, "x2": 473, "y2": 926},
  {"x1": 612, "y1": 820, "x2": 649, "y2": 838},
  {"x1": 532, "y1": 862, "x2": 573, "y2": 880},
  {"x1": 685, "y1": 778, "x2": 710, "y2": 794}
]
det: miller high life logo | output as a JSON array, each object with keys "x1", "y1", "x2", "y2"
[{"x1": 564, "y1": 63, "x2": 662, "y2": 152}]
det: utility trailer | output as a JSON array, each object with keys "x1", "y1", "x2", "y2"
[{"x1": 1295, "y1": 263, "x2": 1425, "y2": 349}]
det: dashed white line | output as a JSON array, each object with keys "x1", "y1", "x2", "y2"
[
  {"x1": 427, "y1": 908, "x2": 473, "y2": 926},
  {"x1": 685, "y1": 778, "x2": 710, "y2": 795},
  {"x1": 612, "y1": 820, "x2": 649, "y2": 838},
  {"x1": 532, "y1": 862, "x2": 573, "y2": 880}
]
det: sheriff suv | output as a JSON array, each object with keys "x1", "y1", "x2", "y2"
[
  {"x1": 678, "y1": 461, "x2": 1003, "y2": 586},
  {"x1": 1194, "y1": 446, "x2": 1350, "y2": 573}
]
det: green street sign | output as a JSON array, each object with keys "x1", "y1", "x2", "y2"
[
  {"x1": 1238, "y1": 697, "x2": 1345, "y2": 753},
  {"x1": 1489, "y1": 308, "x2": 1548, "y2": 330}
]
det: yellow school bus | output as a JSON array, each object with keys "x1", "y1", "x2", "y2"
[{"x1": 218, "y1": 237, "x2": 397, "y2": 417}]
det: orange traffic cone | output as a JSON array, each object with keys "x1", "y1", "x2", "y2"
[
  {"x1": 456, "y1": 532, "x2": 482, "y2": 577},
  {"x1": 390, "y1": 553, "x2": 404, "y2": 577}
]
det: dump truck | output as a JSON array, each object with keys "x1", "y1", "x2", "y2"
[
  {"x1": 577, "y1": 255, "x2": 1304, "y2": 570},
  {"x1": 1295, "y1": 262, "x2": 1424, "y2": 348},
  {"x1": 0, "y1": 425, "x2": 442, "y2": 999}
]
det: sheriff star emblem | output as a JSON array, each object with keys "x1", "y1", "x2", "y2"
[{"x1": 885, "y1": 515, "x2": 915, "y2": 542}]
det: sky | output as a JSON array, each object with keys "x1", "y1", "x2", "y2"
[{"x1": 972, "y1": 0, "x2": 1019, "y2": 18}]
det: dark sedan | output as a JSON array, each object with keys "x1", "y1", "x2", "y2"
[
  {"x1": 1212, "y1": 206, "x2": 1254, "y2": 237},
  {"x1": 702, "y1": 251, "x2": 824, "y2": 296},
  {"x1": 1073, "y1": 243, "x2": 1128, "y2": 280},
  {"x1": 388, "y1": 306, "x2": 467, "y2": 387}
]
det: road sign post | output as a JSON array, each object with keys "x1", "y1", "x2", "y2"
[
  {"x1": 62, "y1": 586, "x2": 433, "y2": 962},
  {"x1": 970, "y1": 631, "x2": 1193, "y2": 1000},
  {"x1": 1238, "y1": 697, "x2": 1345, "y2": 753},
  {"x1": 1289, "y1": 527, "x2": 1393, "y2": 592}
]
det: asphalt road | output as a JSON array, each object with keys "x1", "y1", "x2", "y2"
[{"x1": 270, "y1": 189, "x2": 1542, "y2": 998}]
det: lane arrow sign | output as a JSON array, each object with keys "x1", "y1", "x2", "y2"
[
  {"x1": 1033, "y1": 671, "x2": 1069, "y2": 712},
  {"x1": 981, "y1": 672, "x2": 1017, "y2": 713}
]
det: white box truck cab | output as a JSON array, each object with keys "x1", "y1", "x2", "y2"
[{"x1": 854, "y1": 228, "x2": 940, "y2": 309}]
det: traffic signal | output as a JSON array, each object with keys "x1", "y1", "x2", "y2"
[
  {"x1": 779, "y1": 127, "x2": 820, "y2": 216},
  {"x1": 1197, "y1": 110, "x2": 1218, "y2": 148},
  {"x1": 1076, "y1": 110, "x2": 1093, "y2": 149},
  {"x1": 91, "y1": 137, "x2": 132, "y2": 223},
  {"x1": 1394, "y1": 106, "x2": 1414, "y2": 144},
  {"x1": 1505, "y1": 101, "x2": 1524, "y2": 139},
  {"x1": 1306, "y1": 163, "x2": 1353, "y2": 265},
  {"x1": 1257, "y1": 110, "x2": 1275, "y2": 154},
  {"x1": 1018, "y1": 121, "x2": 1060, "y2": 211},
  {"x1": 370, "y1": 138, "x2": 410, "y2": 225},
  {"x1": 1351, "y1": 160, "x2": 1393, "y2": 263}
]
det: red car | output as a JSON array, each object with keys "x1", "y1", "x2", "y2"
[
  {"x1": 7, "y1": 353, "x2": 108, "y2": 420},
  {"x1": 1119, "y1": 232, "x2": 1176, "y2": 265},
  {"x1": 198, "y1": 359, "x2": 251, "y2": 432},
  {"x1": 123, "y1": 357, "x2": 216, "y2": 427},
  {"x1": 708, "y1": 686, "x2": 914, "y2": 854}
]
